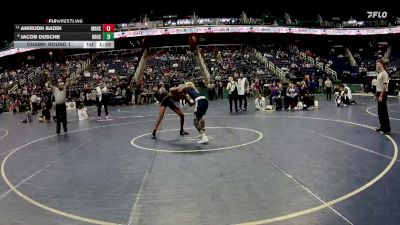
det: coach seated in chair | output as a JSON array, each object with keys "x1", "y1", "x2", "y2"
[
  {"x1": 299, "y1": 81, "x2": 314, "y2": 107},
  {"x1": 269, "y1": 84, "x2": 281, "y2": 106}
]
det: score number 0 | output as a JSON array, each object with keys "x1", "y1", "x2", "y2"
[{"x1": 102, "y1": 24, "x2": 115, "y2": 41}]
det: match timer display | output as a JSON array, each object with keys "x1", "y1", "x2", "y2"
[{"x1": 14, "y1": 24, "x2": 115, "y2": 49}]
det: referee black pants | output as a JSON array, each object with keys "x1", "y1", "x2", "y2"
[
  {"x1": 377, "y1": 92, "x2": 391, "y2": 131},
  {"x1": 97, "y1": 99, "x2": 108, "y2": 117},
  {"x1": 326, "y1": 87, "x2": 332, "y2": 100},
  {"x1": 55, "y1": 104, "x2": 67, "y2": 134}
]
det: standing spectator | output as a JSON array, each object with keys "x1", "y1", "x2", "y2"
[
  {"x1": 254, "y1": 80, "x2": 261, "y2": 97},
  {"x1": 226, "y1": 76, "x2": 238, "y2": 113},
  {"x1": 125, "y1": 86, "x2": 133, "y2": 105},
  {"x1": 375, "y1": 59, "x2": 391, "y2": 133},
  {"x1": 318, "y1": 77, "x2": 324, "y2": 91},
  {"x1": 324, "y1": 77, "x2": 332, "y2": 101},
  {"x1": 96, "y1": 81, "x2": 109, "y2": 119},
  {"x1": 237, "y1": 73, "x2": 249, "y2": 111},
  {"x1": 207, "y1": 82, "x2": 215, "y2": 100},
  {"x1": 217, "y1": 81, "x2": 224, "y2": 100},
  {"x1": 46, "y1": 79, "x2": 68, "y2": 134},
  {"x1": 371, "y1": 76, "x2": 378, "y2": 94},
  {"x1": 30, "y1": 93, "x2": 38, "y2": 115},
  {"x1": 122, "y1": 88, "x2": 126, "y2": 101}
]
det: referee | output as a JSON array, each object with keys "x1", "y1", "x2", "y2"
[
  {"x1": 46, "y1": 79, "x2": 69, "y2": 134},
  {"x1": 375, "y1": 59, "x2": 391, "y2": 134}
]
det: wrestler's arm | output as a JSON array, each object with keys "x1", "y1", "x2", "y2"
[{"x1": 186, "y1": 94, "x2": 195, "y2": 106}]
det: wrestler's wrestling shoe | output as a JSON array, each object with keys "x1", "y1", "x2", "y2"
[
  {"x1": 151, "y1": 131, "x2": 157, "y2": 139},
  {"x1": 180, "y1": 130, "x2": 189, "y2": 136},
  {"x1": 197, "y1": 134, "x2": 208, "y2": 144}
]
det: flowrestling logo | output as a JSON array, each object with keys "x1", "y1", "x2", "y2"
[
  {"x1": 367, "y1": 11, "x2": 388, "y2": 19},
  {"x1": 47, "y1": 19, "x2": 83, "y2": 24}
]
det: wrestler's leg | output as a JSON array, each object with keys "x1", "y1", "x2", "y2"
[
  {"x1": 171, "y1": 106, "x2": 189, "y2": 135},
  {"x1": 152, "y1": 106, "x2": 166, "y2": 139}
]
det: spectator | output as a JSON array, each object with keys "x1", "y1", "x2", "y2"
[
  {"x1": 343, "y1": 84, "x2": 356, "y2": 104},
  {"x1": 324, "y1": 77, "x2": 332, "y2": 101},
  {"x1": 217, "y1": 81, "x2": 224, "y2": 100},
  {"x1": 286, "y1": 82, "x2": 299, "y2": 110},
  {"x1": 335, "y1": 86, "x2": 347, "y2": 107},
  {"x1": 96, "y1": 81, "x2": 109, "y2": 119},
  {"x1": 237, "y1": 73, "x2": 249, "y2": 111},
  {"x1": 255, "y1": 93, "x2": 266, "y2": 111},
  {"x1": 371, "y1": 76, "x2": 378, "y2": 94},
  {"x1": 77, "y1": 103, "x2": 90, "y2": 121},
  {"x1": 30, "y1": 93, "x2": 38, "y2": 115},
  {"x1": 207, "y1": 82, "x2": 215, "y2": 100},
  {"x1": 226, "y1": 76, "x2": 238, "y2": 113},
  {"x1": 318, "y1": 78, "x2": 324, "y2": 91},
  {"x1": 38, "y1": 105, "x2": 51, "y2": 123}
]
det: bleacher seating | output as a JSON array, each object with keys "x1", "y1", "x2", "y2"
[
  {"x1": 201, "y1": 45, "x2": 273, "y2": 83},
  {"x1": 144, "y1": 47, "x2": 201, "y2": 87}
]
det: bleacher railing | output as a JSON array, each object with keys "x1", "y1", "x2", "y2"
[
  {"x1": 134, "y1": 49, "x2": 148, "y2": 83},
  {"x1": 196, "y1": 48, "x2": 210, "y2": 84},
  {"x1": 299, "y1": 51, "x2": 338, "y2": 80},
  {"x1": 253, "y1": 48, "x2": 286, "y2": 81}
]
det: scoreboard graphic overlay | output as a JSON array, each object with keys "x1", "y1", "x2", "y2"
[{"x1": 14, "y1": 24, "x2": 115, "y2": 49}]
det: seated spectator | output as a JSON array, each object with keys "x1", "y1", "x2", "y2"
[
  {"x1": 22, "y1": 111, "x2": 33, "y2": 123},
  {"x1": 343, "y1": 84, "x2": 357, "y2": 104},
  {"x1": 299, "y1": 82, "x2": 310, "y2": 101},
  {"x1": 38, "y1": 105, "x2": 51, "y2": 123},
  {"x1": 286, "y1": 82, "x2": 299, "y2": 110},
  {"x1": 335, "y1": 86, "x2": 347, "y2": 107},
  {"x1": 270, "y1": 84, "x2": 281, "y2": 106},
  {"x1": 77, "y1": 103, "x2": 90, "y2": 120},
  {"x1": 255, "y1": 93, "x2": 266, "y2": 111}
]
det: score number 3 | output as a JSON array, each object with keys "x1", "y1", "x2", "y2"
[{"x1": 102, "y1": 24, "x2": 115, "y2": 41}]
